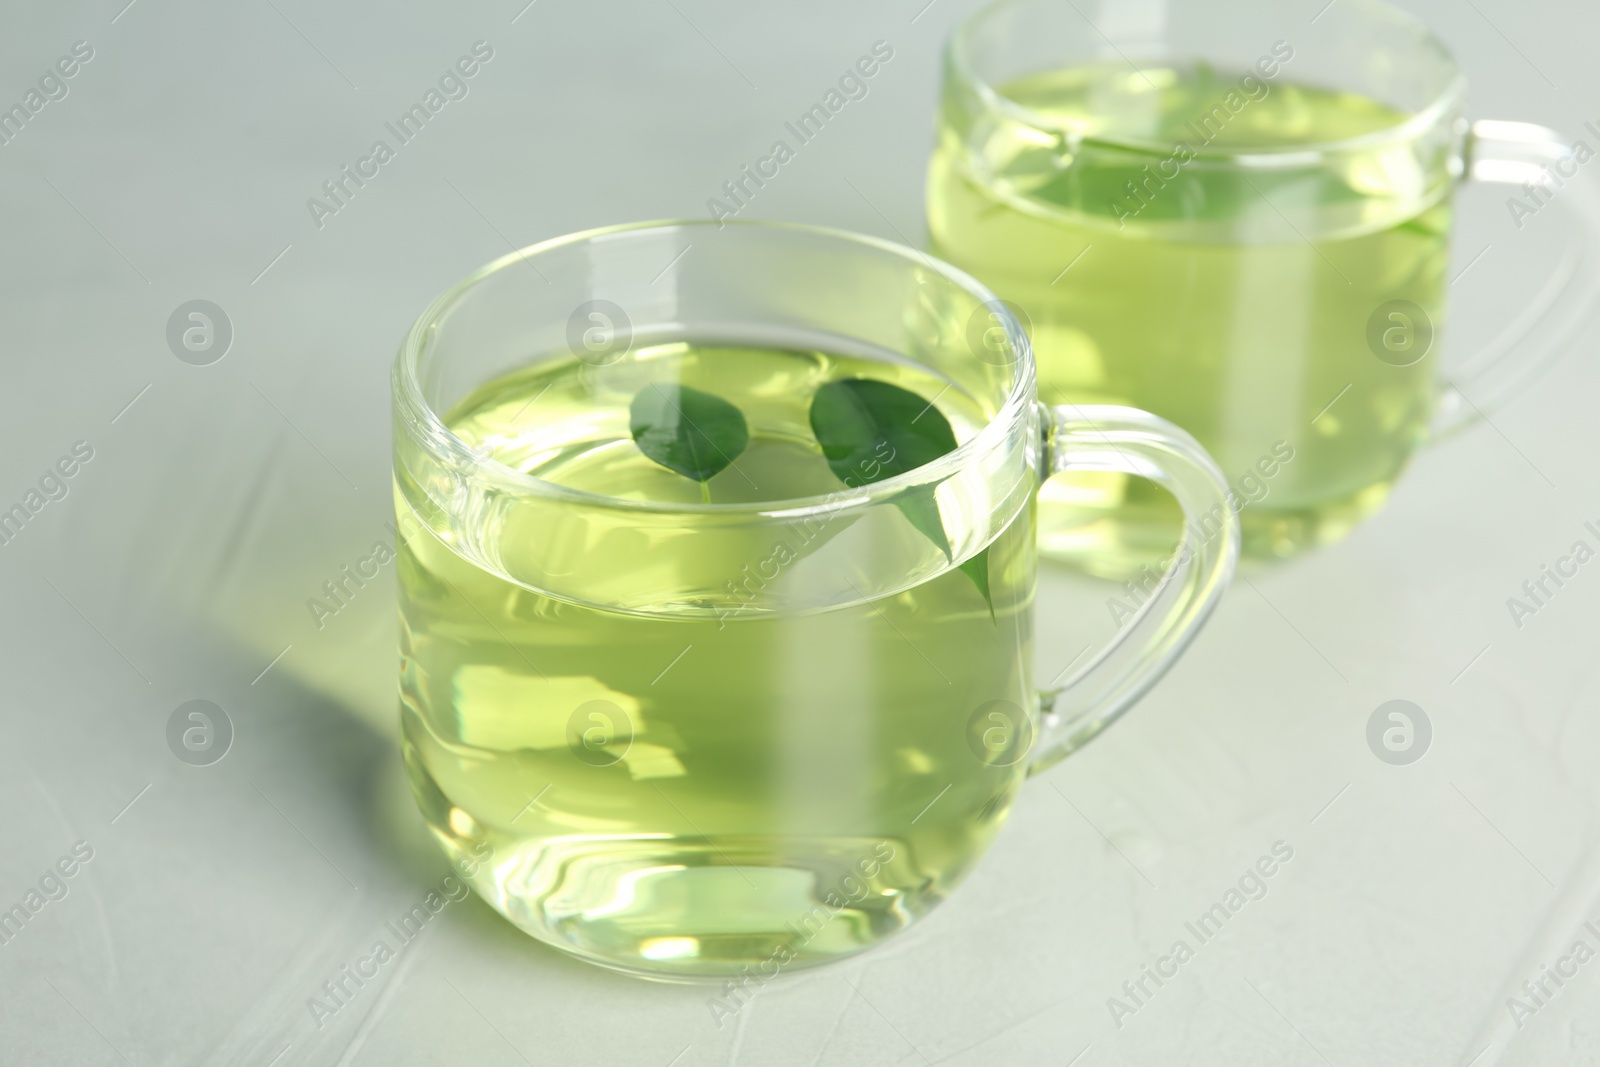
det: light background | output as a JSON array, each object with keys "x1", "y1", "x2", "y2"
[{"x1": 1, "y1": 0, "x2": 1599, "y2": 1063}]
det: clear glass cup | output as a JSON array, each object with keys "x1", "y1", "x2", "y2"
[
  {"x1": 391, "y1": 220, "x2": 1240, "y2": 979},
  {"x1": 927, "y1": 0, "x2": 1600, "y2": 574}
]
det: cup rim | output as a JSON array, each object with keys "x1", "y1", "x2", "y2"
[
  {"x1": 393, "y1": 218, "x2": 1036, "y2": 518},
  {"x1": 947, "y1": 0, "x2": 1469, "y2": 161}
]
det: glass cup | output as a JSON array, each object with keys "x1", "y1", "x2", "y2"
[
  {"x1": 927, "y1": 0, "x2": 1600, "y2": 574},
  {"x1": 391, "y1": 220, "x2": 1240, "y2": 979}
]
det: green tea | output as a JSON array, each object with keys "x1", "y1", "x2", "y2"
[
  {"x1": 396, "y1": 342, "x2": 1035, "y2": 977},
  {"x1": 928, "y1": 63, "x2": 1449, "y2": 567}
]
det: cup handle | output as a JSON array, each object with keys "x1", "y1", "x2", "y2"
[
  {"x1": 1430, "y1": 119, "x2": 1600, "y2": 439},
  {"x1": 1029, "y1": 404, "x2": 1240, "y2": 775}
]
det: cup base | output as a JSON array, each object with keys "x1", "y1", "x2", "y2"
[{"x1": 437, "y1": 828, "x2": 926, "y2": 980}]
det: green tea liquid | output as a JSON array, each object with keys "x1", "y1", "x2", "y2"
[
  {"x1": 397, "y1": 343, "x2": 1034, "y2": 978},
  {"x1": 928, "y1": 64, "x2": 1449, "y2": 568}
]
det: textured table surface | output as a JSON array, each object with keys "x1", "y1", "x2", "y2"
[{"x1": 3, "y1": 0, "x2": 1600, "y2": 1064}]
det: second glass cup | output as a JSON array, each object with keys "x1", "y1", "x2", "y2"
[
  {"x1": 392, "y1": 220, "x2": 1239, "y2": 979},
  {"x1": 928, "y1": 0, "x2": 1600, "y2": 572}
]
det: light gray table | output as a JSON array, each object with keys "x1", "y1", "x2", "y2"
[{"x1": 3, "y1": 0, "x2": 1599, "y2": 1063}]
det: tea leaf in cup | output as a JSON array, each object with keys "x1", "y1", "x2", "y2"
[
  {"x1": 629, "y1": 383, "x2": 750, "y2": 501},
  {"x1": 957, "y1": 553, "x2": 991, "y2": 616},
  {"x1": 809, "y1": 378, "x2": 993, "y2": 615}
]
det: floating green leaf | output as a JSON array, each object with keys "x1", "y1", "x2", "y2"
[
  {"x1": 629, "y1": 383, "x2": 750, "y2": 501},
  {"x1": 808, "y1": 379, "x2": 993, "y2": 616},
  {"x1": 958, "y1": 554, "x2": 991, "y2": 616}
]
